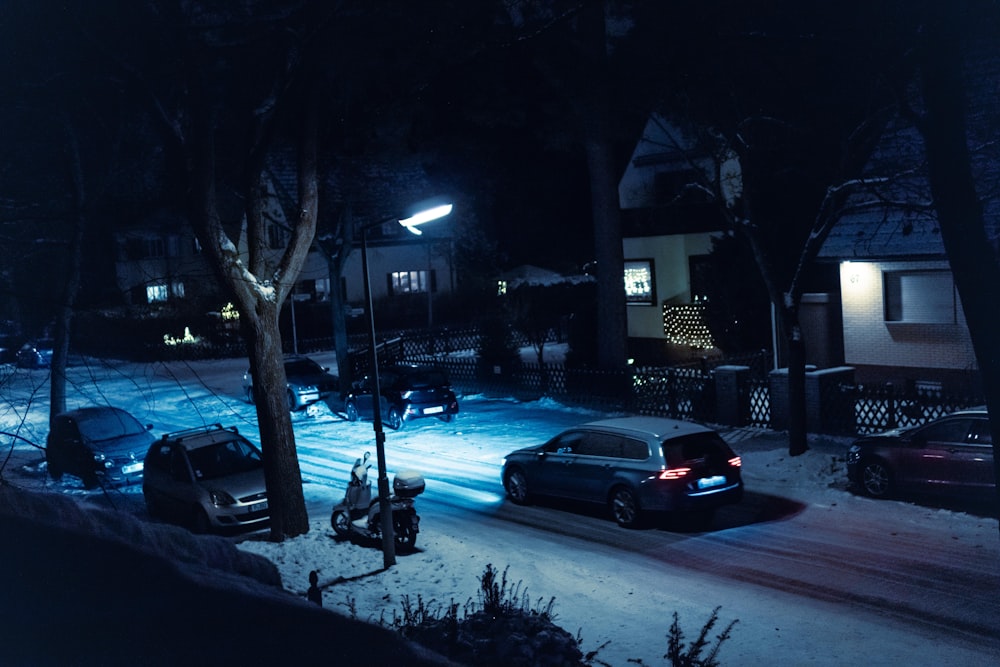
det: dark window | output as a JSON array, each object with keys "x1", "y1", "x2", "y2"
[
  {"x1": 884, "y1": 270, "x2": 956, "y2": 323},
  {"x1": 915, "y1": 418, "x2": 973, "y2": 444},
  {"x1": 621, "y1": 437, "x2": 650, "y2": 460},
  {"x1": 576, "y1": 433, "x2": 622, "y2": 458},
  {"x1": 544, "y1": 432, "x2": 584, "y2": 454},
  {"x1": 969, "y1": 419, "x2": 992, "y2": 446}
]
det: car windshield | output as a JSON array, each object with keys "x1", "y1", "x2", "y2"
[
  {"x1": 187, "y1": 439, "x2": 262, "y2": 480},
  {"x1": 75, "y1": 409, "x2": 147, "y2": 442},
  {"x1": 285, "y1": 359, "x2": 322, "y2": 376},
  {"x1": 661, "y1": 432, "x2": 732, "y2": 467}
]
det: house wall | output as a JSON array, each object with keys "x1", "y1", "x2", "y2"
[
  {"x1": 839, "y1": 259, "x2": 977, "y2": 384},
  {"x1": 623, "y1": 233, "x2": 719, "y2": 339}
]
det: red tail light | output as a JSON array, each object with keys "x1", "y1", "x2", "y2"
[
  {"x1": 659, "y1": 467, "x2": 691, "y2": 480},
  {"x1": 728, "y1": 456, "x2": 742, "y2": 468}
]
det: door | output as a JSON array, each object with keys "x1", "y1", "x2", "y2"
[
  {"x1": 533, "y1": 431, "x2": 585, "y2": 498},
  {"x1": 570, "y1": 432, "x2": 625, "y2": 501},
  {"x1": 906, "y1": 417, "x2": 977, "y2": 490}
]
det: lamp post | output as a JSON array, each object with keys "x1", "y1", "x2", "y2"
[{"x1": 360, "y1": 201, "x2": 452, "y2": 569}]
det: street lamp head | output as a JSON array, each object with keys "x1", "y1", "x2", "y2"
[{"x1": 398, "y1": 203, "x2": 453, "y2": 236}]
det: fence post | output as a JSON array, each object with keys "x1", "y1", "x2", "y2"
[
  {"x1": 886, "y1": 382, "x2": 897, "y2": 429},
  {"x1": 714, "y1": 365, "x2": 750, "y2": 427}
]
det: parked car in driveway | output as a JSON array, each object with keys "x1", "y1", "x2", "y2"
[
  {"x1": 500, "y1": 416, "x2": 743, "y2": 528},
  {"x1": 242, "y1": 355, "x2": 339, "y2": 411},
  {"x1": 344, "y1": 363, "x2": 459, "y2": 430},
  {"x1": 847, "y1": 408, "x2": 995, "y2": 499},
  {"x1": 46, "y1": 406, "x2": 153, "y2": 488},
  {"x1": 142, "y1": 424, "x2": 269, "y2": 534},
  {"x1": 17, "y1": 339, "x2": 54, "y2": 369}
]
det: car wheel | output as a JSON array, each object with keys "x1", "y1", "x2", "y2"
[
  {"x1": 246, "y1": 386, "x2": 255, "y2": 404},
  {"x1": 331, "y1": 510, "x2": 350, "y2": 536},
  {"x1": 860, "y1": 459, "x2": 893, "y2": 498},
  {"x1": 386, "y1": 407, "x2": 403, "y2": 430},
  {"x1": 345, "y1": 401, "x2": 359, "y2": 422},
  {"x1": 81, "y1": 470, "x2": 100, "y2": 490},
  {"x1": 610, "y1": 486, "x2": 641, "y2": 528},
  {"x1": 504, "y1": 468, "x2": 531, "y2": 505},
  {"x1": 393, "y1": 517, "x2": 418, "y2": 552},
  {"x1": 287, "y1": 390, "x2": 297, "y2": 412},
  {"x1": 145, "y1": 493, "x2": 160, "y2": 519},
  {"x1": 46, "y1": 452, "x2": 63, "y2": 481},
  {"x1": 191, "y1": 507, "x2": 211, "y2": 534},
  {"x1": 438, "y1": 413, "x2": 453, "y2": 423}
]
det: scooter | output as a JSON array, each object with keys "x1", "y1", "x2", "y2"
[{"x1": 330, "y1": 452, "x2": 424, "y2": 551}]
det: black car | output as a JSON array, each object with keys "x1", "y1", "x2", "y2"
[
  {"x1": 46, "y1": 406, "x2": 154, "y2": 488},
  {"x1": 17, "y1": 340, "x2": 54, "y2": 369},
  {"x1": 847, "y1": 408, "x2": 995, "y2": 500},
  {"x1": 345, "y1": 363, "x2": 459, "y2": 429},
  {"x1": 242, "y1": 355, "x2": 339, "y2": 411}
]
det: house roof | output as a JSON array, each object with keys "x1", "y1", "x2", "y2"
[{"x1": 819, "y1": 48, "x2": 1000, "y2": 262}]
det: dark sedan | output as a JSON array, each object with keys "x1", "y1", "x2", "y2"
[
  {"x1": 847, "y1": 408, "x2": 995, "y2": 499},
  {"x1": 344, "y1": 363, "x2": 459, "y2": 429}
]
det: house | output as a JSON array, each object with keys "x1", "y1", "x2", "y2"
[
  {"x1": 618, "y1": 113, "x2": 737, "y2": 364},
  {"x1": 816, "y1": 120, "x2": 985, "y2": 393}
]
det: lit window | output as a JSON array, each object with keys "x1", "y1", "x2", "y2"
[
  {"x1": 147, "y1": 284, "x2": 168, "y2": 303},
  {"x1": 391, "y1": 270, "x2": 428, "y2": 294},
  {"x1": 884, "y1": 270, "x2": 956, "y2": 323},
  {"x1": 171, "y1": 282, "x2": 185, "y2": 298},
  {"x1": 624, "y1": 260, "x2": 655, "y2": 305}
]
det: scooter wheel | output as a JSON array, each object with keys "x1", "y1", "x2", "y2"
[
  {"x1": 393, "y1": 518, "x2": 418, "y2": 552},
  {"x1": 331, "y1": 510, "x2": 350, "y2": 536}
]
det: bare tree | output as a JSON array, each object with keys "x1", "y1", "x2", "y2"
[{"x1": 909, "y1": 2, "x2": 1000, "y2": 526}]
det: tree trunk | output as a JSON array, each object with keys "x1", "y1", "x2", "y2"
[
  {"x1": 916, "y1": 7, "x2": 1000, "y2": 527},
  {"x1": 584, "y1": 133, "x2": 629, "y2": 372},
  {"x1": 50, "y1": 121, "x2": 86, "y2": 422}
]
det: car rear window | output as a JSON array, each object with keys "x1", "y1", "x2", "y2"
[
  {"x1": 401, "y1": 370, "x2": 449, "y2": 388},
  {"x1": 661, "y1": 432, "x2": 732, "y2": 467}
]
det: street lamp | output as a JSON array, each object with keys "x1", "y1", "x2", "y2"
[{"x1": 360, "y1": 201, "x2": 452, "y2": 568}]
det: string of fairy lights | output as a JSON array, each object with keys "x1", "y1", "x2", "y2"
[{"x1": 663, "y1": 303, "x2": 715, "y2": 349}]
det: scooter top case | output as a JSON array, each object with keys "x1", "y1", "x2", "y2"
[{"x1": 393, "y1": 470, "x2": 425, "y2": 498}]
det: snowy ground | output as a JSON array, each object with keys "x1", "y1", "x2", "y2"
[{"x1": 1, "y1": 352, "x2": 998, "y2": 665}]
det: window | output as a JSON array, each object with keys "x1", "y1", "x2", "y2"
[
  {"x1": 126, "y1": 237, "x2": 166, "y2": 260},
  {"x1": 884, "y1": 270, "x2": 956, "y2": 323},
  {"x1": 147, "y1": 284, "x2": 168, "y2": 303},
  {"x1": 624, "y1": 259, "x2": 655, "y2": 305},
  {"x1": 268, "y1": 224, "x2": 288, "y2": 249},
  {"x1": 389, "y1": 270, "x2": 434, "y2": 295},
  {"x1": 145, "y1": 282, "x2": 184, "y2": 304}
]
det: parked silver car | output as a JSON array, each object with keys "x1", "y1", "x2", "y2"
[
  {"x1": 501, "y1": 416, "x2": 743, "y2": 528},
  {"x1": 242, "y1": 355, "x2": 339, "y2": 411},
  {"x1": 142, "y1": 424, "x2": 269, "y2": 534}
]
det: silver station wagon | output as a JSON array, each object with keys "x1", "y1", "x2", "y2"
[{"x1": 501, "y1": 416, "x2": 743, "y2": 528}]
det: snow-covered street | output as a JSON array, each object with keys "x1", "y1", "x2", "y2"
[{"x1": 1, "y1": 355, "x2": 999, "y2": 665}]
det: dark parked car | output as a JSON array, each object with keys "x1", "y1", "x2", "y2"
[
  {"x1": 17, "y1": 340, "x2": 54, "y2": 369},
  {"x1": 847, "y1": 408, "x2": 995, "y2": 499},
  {"x1": 501, "y1": 416, "x2": 743, "y2": 528},
  {"x1": 344, "y1": 363, "x2": 459, "y2": 430},
  {"x1": 46, "y1": 406, "x2": 154, "y2": 488},
  {"x1": 242, "y1": 355, "x2": 339, "y2": 411},
  {"x1": 142, "y1": 424, "x2": 269, "y2": 534}
]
